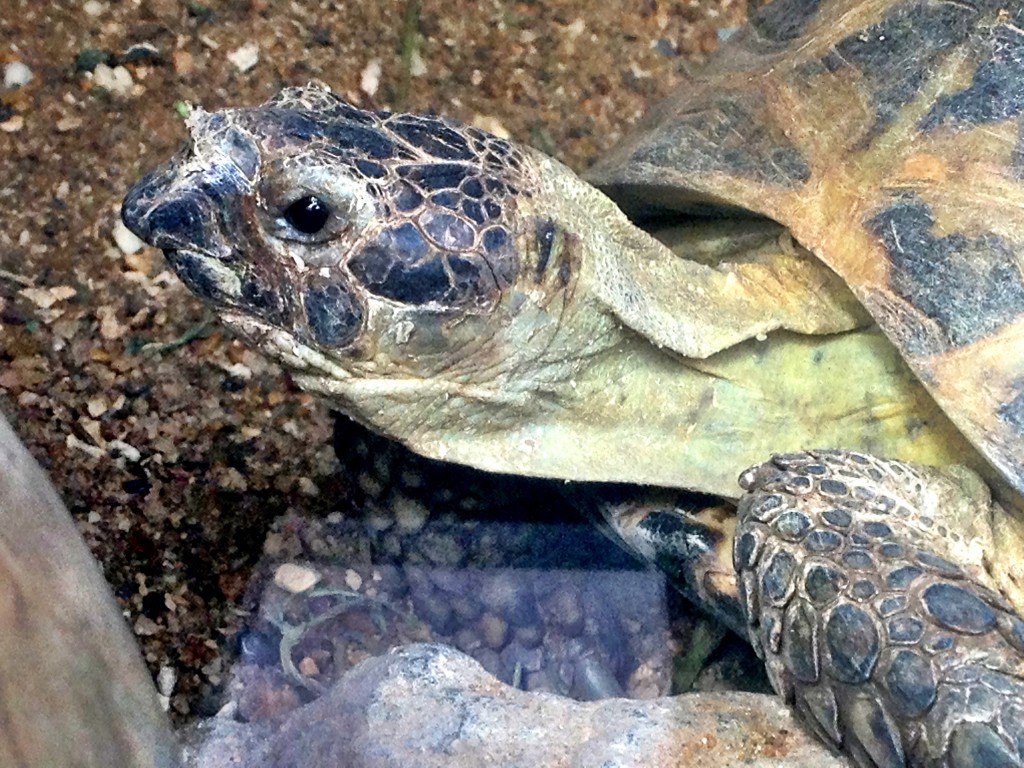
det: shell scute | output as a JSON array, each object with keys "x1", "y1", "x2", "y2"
[
  {"x1": 865, "y1": 192, "x2": 1024, "y2": 351},
  {"x1": 920, "y1": 11, "x2": 1024, "y2": 132}
]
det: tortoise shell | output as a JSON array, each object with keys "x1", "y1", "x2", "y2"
[{"x1": 587, "y1": 0, "x2": 1024, "y2": 497}]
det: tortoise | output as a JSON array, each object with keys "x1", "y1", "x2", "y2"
[{"x1": 121, "y1": 0, "x2": 1024, "y2": 764}]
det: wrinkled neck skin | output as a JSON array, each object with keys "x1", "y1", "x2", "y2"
[{"x1": 227, "y1": 147, "x2": 992, "y2": 501}]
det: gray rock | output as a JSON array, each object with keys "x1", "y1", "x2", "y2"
[{"x1": 187, "y1": 643, "x2": 848, "y2": 768}]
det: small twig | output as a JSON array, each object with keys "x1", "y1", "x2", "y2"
[
  {"x1": 394, "y1": 0, "x2": 421, "y2": 110},
  {"x1": 138, "y1": 319, "x2": 213, "y2": 356},
  {"x1": 267, "y1": 587, "x2": 403, "y2": 693}
]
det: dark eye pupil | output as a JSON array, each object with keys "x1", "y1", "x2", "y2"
[{"x1": 284, "y1": 195, "x2": 331, "y2": 234}]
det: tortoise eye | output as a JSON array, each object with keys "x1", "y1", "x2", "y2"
[{"x1": 283, "y1": 195, "x2": 331, "y2": 234}]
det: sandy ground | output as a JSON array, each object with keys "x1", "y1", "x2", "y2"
[{"x1": 0, "y1": 0, "x2": 751, "y2": 719}]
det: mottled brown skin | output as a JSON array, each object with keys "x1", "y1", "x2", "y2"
[{"x1": 120, "y1": 0, "x2": 1024, "y2": 765}]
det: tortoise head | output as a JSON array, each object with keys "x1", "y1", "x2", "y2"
[{"x1": 122, "y1": 85, "x2": 626, "y2": 458}]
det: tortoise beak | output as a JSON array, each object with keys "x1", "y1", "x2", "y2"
[
  {"x1": 121, "y1": 161, "x2": 190, "y2": 248},
  {"x1": 122, "y1": 188, "x2": 209, "y2": 254},
  {"x1": 121, "y1": 149, "x2": 225, "y2": 255},
  {"x1": 121, "y1": 119, "x2": 260, "y2": 254}
]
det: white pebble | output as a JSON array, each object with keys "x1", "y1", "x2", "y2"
[
  {"x1": 227, "y1": 42, "x2": 259, "y2": 73},
  {"x1": 134, "y1": 615, "x2": 160, "y2": 636},
  {"x1": 344, "y1": 569, "x2": 363, "y2": 591},
  {"x1": 113, "y1": 218, "x2": 145, "y2": 255},
  {"x1": 157, "y1": 665, "x2": 177, "y2": 697},
  {"x1": 360, "y1": 59, "x2": 382, "y2": 97},
  {"x1": 92, "y1": 63, "x2": 134, "y2": 97},
  {"x1": 220, "y1": 361, "x2": 253, "y2": 381},
  {"x1": 109, "y1": 439, "x2": 142, "y2": 463},
  {"x1": 298, "y1": 476, "x2": 319, "y2": 497},
  {"x1": 274, "y1": 563, "x2": 321, "y2": 593},
  {"x1": 4, "y1": 61, "x2": 32, "y2": 89},
  {"x1": 566, "y1": 18, "x2": 586, "y2": 39},
  {"x1": 0, "y1": 115, "x2": 24, "y2": 132}
]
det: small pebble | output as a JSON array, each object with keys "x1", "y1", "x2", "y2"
[
  {"x1": 92, "y1": 63, "x2": 134, "y2": 96},
  {"x1": 227, "y1": 42, "x2": 259, "y2": 73},
  {"x1": 157, "y1": 665, "x2": 177, "y2": 697},
  {"x1": 0, "y1": 115, "x2": 23, "y2": 132},
  {"x1": 573, "y1": 655, "x2": 625, "y2": 700},
  {"x1": 109, "y1": 439, "x2": 142, "y2": 463},
  {"x1": 524, "y1": 668, "x2": 558, "y2": 693},
  {"x1": 416, "y1": 531, "x2": 464, "y2": 566},
  {"x1": 113, "y1": 219, "x2": 145, "y2": 255},
  {"x1": 394, "y1": 496, "x2": 428, "y2": 533},
  {"x1": 86, "y1": 396, "x2": 108, "y2": 418},
  {"x1": 409, "y1": 582, "x2": 456, "y2": 634},
  {"x1": 451, "y1": 594, "x2": 483, "y2": 623},
  {"x1": 471, "y1": 114, "x2": 511, "y2": 138},
  {"x1": 360, "y1": 59, "x2": 381, "y2": 97},
  {"x1": 120, "y1": 43, "x2": 160, "y2": 64},
  {"x1": 142, "y1": 0, "x2": 180, "y2": 23},
  {"x1": 483, "y1": 574, "x2": 539, "y2": 627},
  {"x1": 479, "y1": 613, "x2": 509, "y2": 650},
  {"x1": 297, "y1": 476, "x2": 319, "y2": 497},
  {"x1": 500, "y1": 641, "x2": 544, "y2": 674},
  {"x1": 274, "y1": 563, "x2": 321, "y2": 593},
  {"x1": 545, "y1": 585, "x2": 585, "y2": 636},
  {"x1": 172, "y1": 50, "x2": 194, "y2": 76},
  {"x1": 654, "y1": 38, "x2": 677, "y2": 57},
  {"x1": 4, "y1": 61, "x2": 32, "y2": 89},
  {"x1": 56, "y1": 115, "x2": 83, "y2": 132},
  {"x1": 297, "y1": 656, "x2": 320, "y2": 677},
  {"x1": 514, "y1": 624, "x2": 544, "y2": 648},
  {"x1": 19, "y1": 285, "x2": 76, "y2": 309},
  {"x1": 344, "y1": 569, "x2": 363, "y2": 591},
  {"x1": 430, "y1": 570, "x2": 469, "y2": 595},
  {"x1": 454, "y1": 627, "x2": 482, "y2": 654},
  {"x1": 73, "y1": 48, "x2": 111, "y2": 73},
  {"x1": 238, "y1": 629, "x2": 280, "y2": 667}
]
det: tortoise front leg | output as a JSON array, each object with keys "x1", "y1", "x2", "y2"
[
  {"x1": 740, "y1": 451, "x2": 1024, "y2": 767},
  {"x1": 599, "y1": 452, "x2": 1024, "y2": 767}
]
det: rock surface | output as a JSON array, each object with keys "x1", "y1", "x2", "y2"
[
  {"x1": 187, "y1": 643, "x2": 848, "y2": 768},
  {"x1": 0, "y1": 414, "x2": 178, "y2": 768}
]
